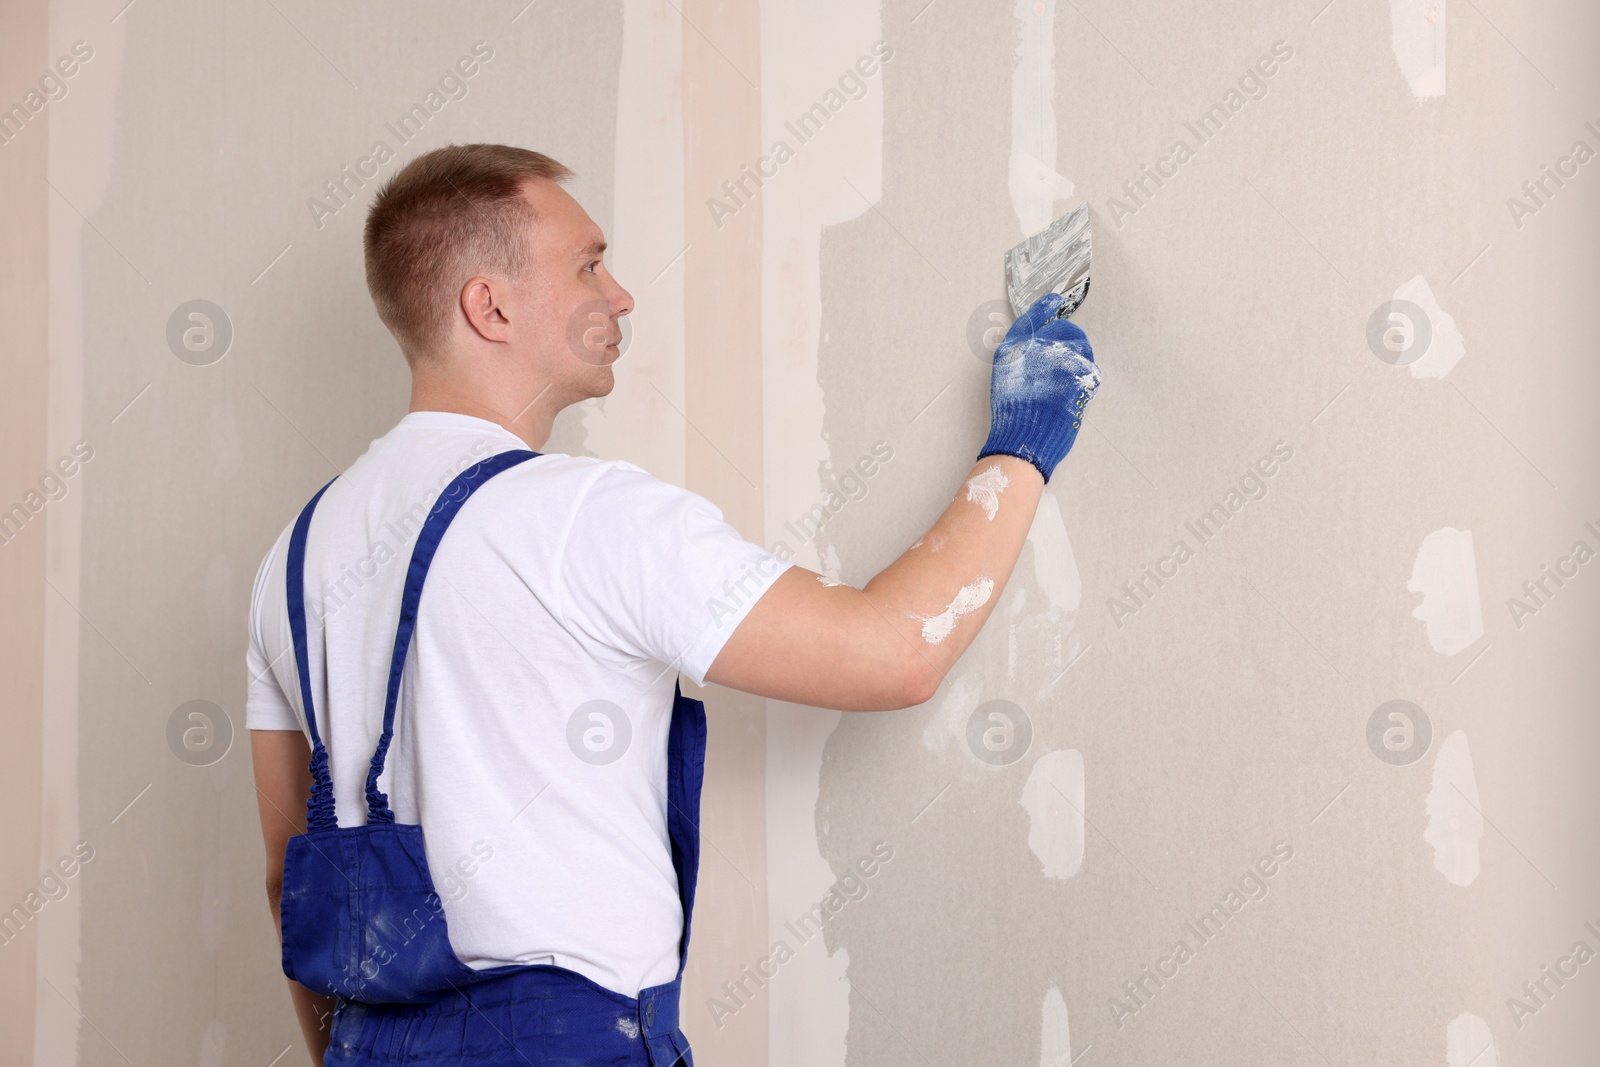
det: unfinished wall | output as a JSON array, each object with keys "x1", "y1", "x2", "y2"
[{"x1": 6, "y1": 0, "x2": 1597, "y2": 1065}]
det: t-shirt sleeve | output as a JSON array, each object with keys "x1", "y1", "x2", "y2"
[
  {"x1": 245, "y1": 536, "x2": 305, "y2": 732},
  {"x1": 556, "y1": 463, "x2": 795, "y2": 687}
]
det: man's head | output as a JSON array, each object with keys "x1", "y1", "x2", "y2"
[{"x1": 364, "y1": 144, "x2": 631, "y2": 426}]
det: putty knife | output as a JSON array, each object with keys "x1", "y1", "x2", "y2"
[{"x1": 1005, "y1": 203, "x2": 1091, "y2": 320}]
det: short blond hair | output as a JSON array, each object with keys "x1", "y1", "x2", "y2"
[{"x1": 364, "y1": 144, "x2": 572, "y2": 360}]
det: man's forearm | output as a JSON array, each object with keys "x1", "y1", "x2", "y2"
[
  {"x1": 268, "y1": 880, "x2": 337, "y2": 1063},
  {"x1": 860, "y1": 454, "x2": 1045, "y2": 686},
  {"x1": 289, "y1": 980, "x2": 336, "y2": 1063}
]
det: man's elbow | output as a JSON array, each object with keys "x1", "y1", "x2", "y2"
[
  {"x1": 882, "y1": 652, "x2": 942, "y2": 710},
  {"x1": 265, "y1": 872, "x2": 284, "y2": 915}
]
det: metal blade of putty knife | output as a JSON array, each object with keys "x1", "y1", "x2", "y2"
[{"x1": 1005, "y1": 203, "x2": 1092, "y2": 321}]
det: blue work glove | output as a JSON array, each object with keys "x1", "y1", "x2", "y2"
[{"x1": 978, "y1": 291, "x2": 1101, "y2": 483}]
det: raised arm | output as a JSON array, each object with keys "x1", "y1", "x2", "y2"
[{"x1": 707, "y1": 292, "x2": 1101, "y2": 711}]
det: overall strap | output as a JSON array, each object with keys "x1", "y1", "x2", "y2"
[
  {"x1": 287, "y1": 478, "x2": 339, "y2": 832},
  {"x1": 364, "y1": 449, "x2": 540, "y2": 823}
]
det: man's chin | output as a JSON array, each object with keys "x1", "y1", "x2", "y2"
[{"x1": 583, "y1": 364, "x2": 616, "y2": 398}]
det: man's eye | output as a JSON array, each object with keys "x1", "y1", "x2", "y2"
[{"x1": 585, "y1": 260, "x2": 600, "y2": 274}]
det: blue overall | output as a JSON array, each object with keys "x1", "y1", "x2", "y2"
[{"x1": 281, "y1": 450, "x2": 704, "y2": 1065}]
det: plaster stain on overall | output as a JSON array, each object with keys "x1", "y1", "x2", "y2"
[
  {"x1": 1021, "y1": 750, "x2": 1085, "y2": 880},
  {"x1": 1039, "y1": 985, "x2": 1072, "y2": 1067},
  {"x1": 966, "y1": 464, "x2": 1011, "y2": 520},
  {"x1": 1395, "y1": 275, "x2": 1465, "y2": 378},
  {"x1": 1446, "y1": 1012, "x2": 1497, "y2": 1067},
  {"x1": 1425, "y1": 731, "x2": 1484, "y2": 886},
  {"x1": 1408, "y1": 527, "x2": 1483, "y2": 655},
  {"x1": 913, "y1": 576, "x2": 995, "y2": 644},
  {"x1": 1390, "y1": 0, "x2": 1446, "y2": 99}
]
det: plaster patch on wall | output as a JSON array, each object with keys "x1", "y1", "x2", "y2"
[
  {"x1": 1390, "y1": 0, "x2": 1447, "y2": 99},
  {"x1": 1027, "y1": 491, "x2": 1083, "y2": 613},
  {"x1": 198, "y1": 1018, "x2": 226, "y2": 1067},
  {"x1": 1424, "y1": 731, "x2": 1484, "y2": 886},
  {"x1": 1010, "y1": 0, "x2": 1074, "y2": 236},
  {"x1": 1408, "y1": 527, "x2": 1483, "y2": 655},
  {"x1": 1395, "y1": 275, "x2": 1465, "y2": 378},
  {"x1": 966, "y1": 464, "x2": 1011, "y2": 520},
  {"x1": 922, "y1": 670, "x2": 985, "y2": 754},
  {"x1": 1039, "y1": 985, "x2": 1072, "y2": 1066},
  {"x1": 1022, "y1": 491, "x2": 1084, "y2": 698},
  {"x1": 1446, "y1": 1012, "x2": 1497, "y2": 1067},
  {"x1": 1021, "y1": 750, "x2": 1085, "y2": 880},
  {"x1": 913, "y1": 575, "x2": 995, "y2": 644}
]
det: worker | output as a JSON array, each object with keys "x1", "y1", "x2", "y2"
[{"x1": 247, "y1": 143, "x2": 1100, "y2": 1065}]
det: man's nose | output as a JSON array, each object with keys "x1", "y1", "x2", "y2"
[{"x1": 608, "y1": 275, "x2": 633, "y2": 319}]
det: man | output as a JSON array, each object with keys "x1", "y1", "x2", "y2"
[{"x1": 248, "y1": 143, "x2": 1099, "y2": 1064}]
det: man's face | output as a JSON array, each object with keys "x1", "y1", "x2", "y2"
[{"x1": 514, "y1": 178, "x2": 632, "y2": 400}]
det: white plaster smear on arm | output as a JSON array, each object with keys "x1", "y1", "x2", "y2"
[
  {"x1": 965, "y1": 464, "x2": 1010, "y2": 520},
  {"x1": 1425, "y1": 730, "x2": 1483, "y2": 886},
  {"x1": 1021, "y1": 749, "x2": 1085, "y2": 880},
  {"x1": 1391, "y1": 0, "x2": 1446, "y2": 100},
  {"x1": 912, "y1": 576, "x2": 994, "y2": 644},
  {"x1": 1408, "y1": 527, "x2": 1483, "y2": 655},
  {"x1": 1446, "y1": 1012, "x2": 1497, "y2": 1067},
  {"x1": 1039, "y1": 985, "x2": 1072, "y2": 1067},
  {"x1": 1394, "y1": 274, "x2": 1465, "y2": 378}
]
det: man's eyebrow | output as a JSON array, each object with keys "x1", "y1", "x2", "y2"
[{"x1": 577, "y1": 239, "x2": 607, "y2": 258}]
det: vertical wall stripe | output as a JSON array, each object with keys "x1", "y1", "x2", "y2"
[
  {"x1": 0, "y1": 0, "x2": 51, "y2": 1060},
  {"x1": 680, "y1": 2, "x2": 769, "y2": 1063}
]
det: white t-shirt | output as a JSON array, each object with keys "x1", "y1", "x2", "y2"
[{"x1": 245, "y1": 411, "x2": 791, "y2": 997}]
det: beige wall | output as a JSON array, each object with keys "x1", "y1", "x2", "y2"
[
  {"x1": 3, "y1": 1, "x2": 1597, "y2": 1065},
  {"x1": 1, "y1": 0, "x2": 50, "y2": 1062}
]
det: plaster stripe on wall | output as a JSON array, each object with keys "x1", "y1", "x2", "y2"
[
  {"x1": 0, "y1": 0, "x2": 51, "y2": 1056},
  {"x1": 35, "y1": 5, "x2": 127, "y2": 1062},
  {"x1": 587, "y1": 0, "x2": 688, "y2": 483},
  {"x1": 760, "y1": 1, "x2": 885, "y2": 1064},
  {"x1": 680, "y1": 1, "x2": 771, "y2": 1064},
  {"x1": 1009, "y1": 0, "x2": 1075, "y2": 237}
]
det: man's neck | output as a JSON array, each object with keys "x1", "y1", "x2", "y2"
[{"x1": 408, "y1": 375, "x2": 556, "y2": 451}]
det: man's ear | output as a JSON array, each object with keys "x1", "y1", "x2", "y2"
[{"x1": 460, "y1": 276, "x2": 512, "y2": 344}]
